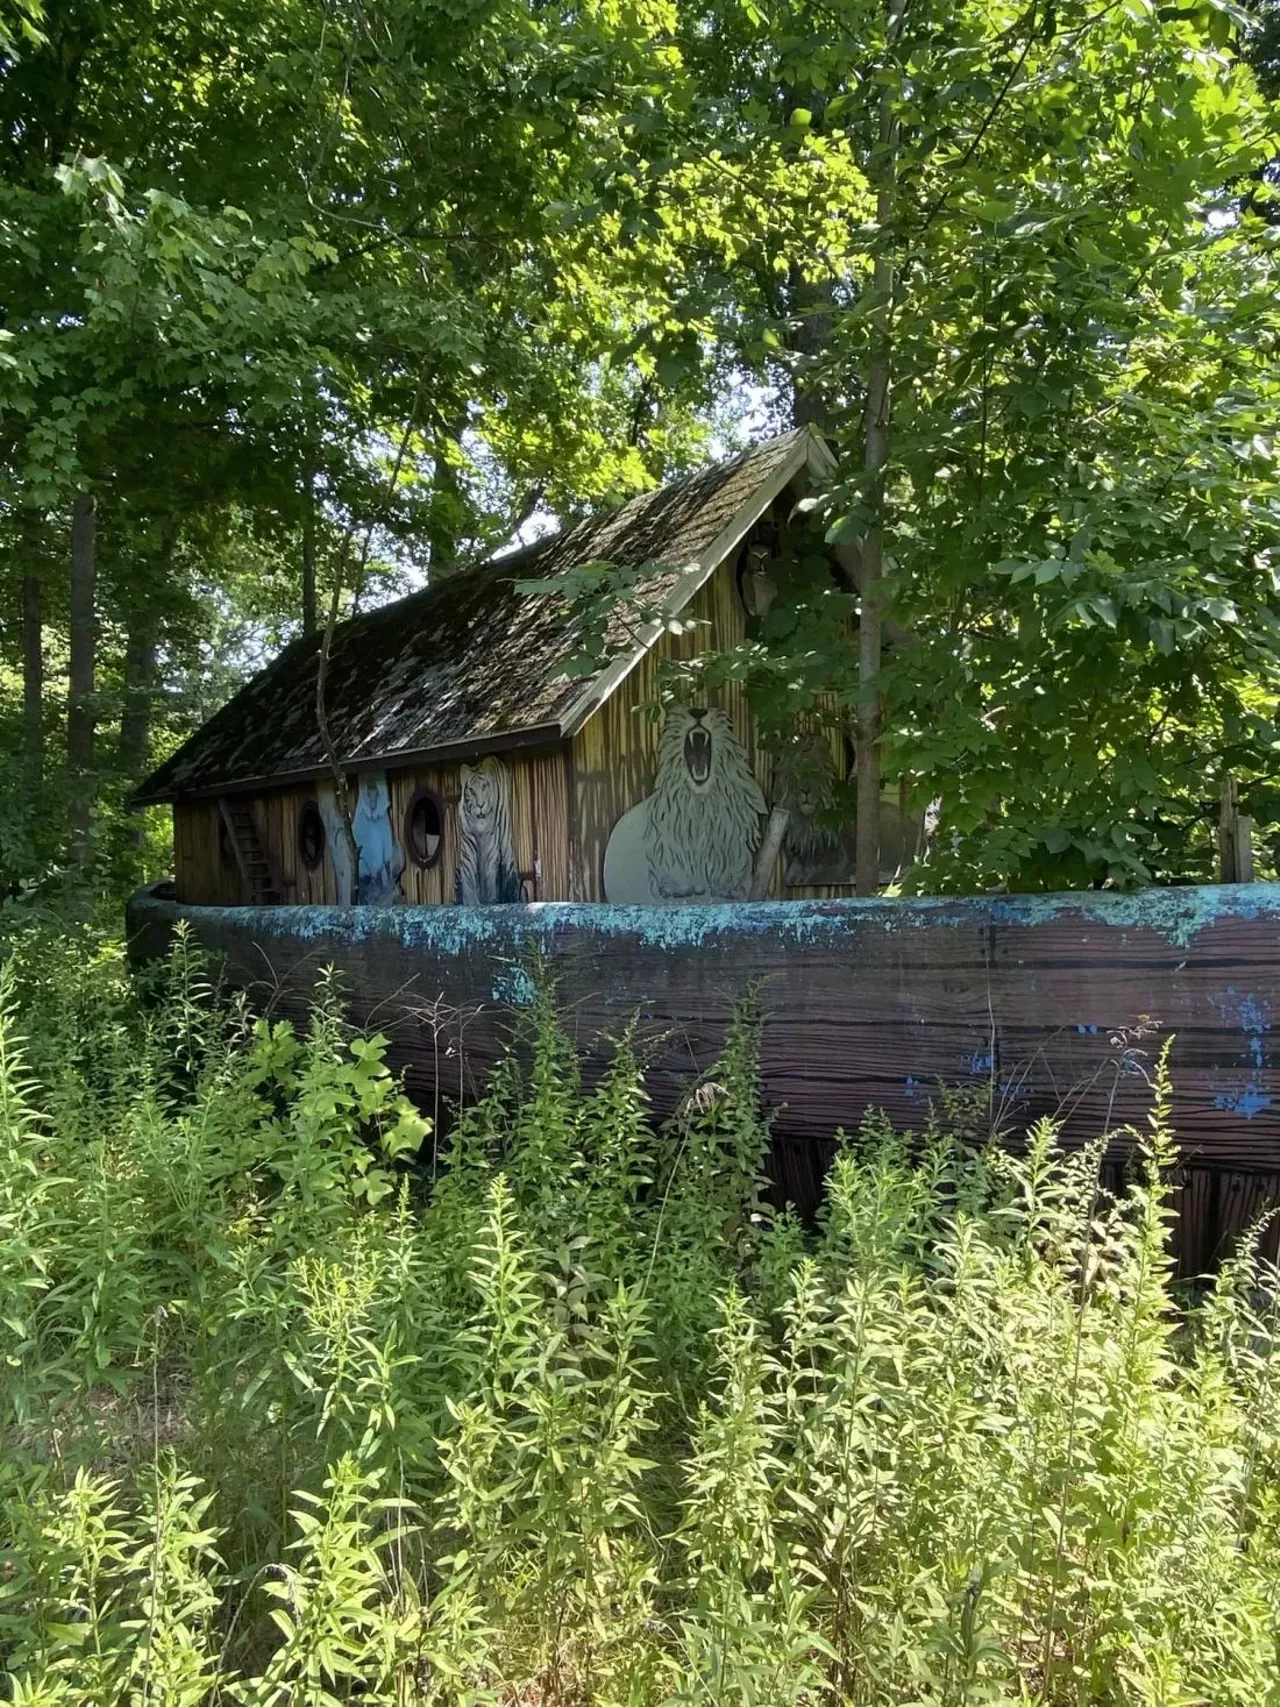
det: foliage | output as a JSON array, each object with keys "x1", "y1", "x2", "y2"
[
  {"x1": 703, "y1": 0, "x2": 1280, "y2": 888},
  {"x1": 1, "y1": 926, "x2": 1280, "y2": 1700},
  {"x1": 494, "y1": 0, "x2": 1280, "y2": 892},
  {"x1": 0, "y1": 0, "x2": 725, "y2": 897},
  {"x1": 4, "y1": 0, "x2": 1280, "y2": 896}
]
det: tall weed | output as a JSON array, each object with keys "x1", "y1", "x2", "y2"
[{"x1": 0, "y1": 923, "x2": 1278, "y2": 1703}]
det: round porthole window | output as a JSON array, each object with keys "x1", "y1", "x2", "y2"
[
  {"x1": 298, "y1": 799, "x2": 326, "y2": 871},
  {"x1": 405, "y1": 787, "x2": 444, "y2": 870}
]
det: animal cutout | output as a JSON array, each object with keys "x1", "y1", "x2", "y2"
[
  {"x1": 456, "y1": 755, "x2": 523, "y2": 904},
  {"x1": 317, "y1": 785, "x2": 355, "y2": 902},
  {"x1": 770, "y1": 734, "x2": 850, "y2": 886},
  {"x1": 603, "y1": 706, "x2": 766, "y2": 903},
  {"x1": 772, "y1": 734, "x2": 930, "y2": 887},
  {"x1": 352, "y1": 772, "x2": 404, "y2": 904}
]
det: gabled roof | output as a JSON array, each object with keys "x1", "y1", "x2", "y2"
[{"x1": 136, "y1": 425, "x2": 834, "y2": 804}]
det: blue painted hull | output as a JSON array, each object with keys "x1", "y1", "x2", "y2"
[{"x1": 126, "y1": 880, "x2": 1280, "y2": 1267}]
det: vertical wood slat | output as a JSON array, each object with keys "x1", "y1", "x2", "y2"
[
  {"x1": 172, "y1": 528, "x2": 741, "y2": 909},
  {"x1": 535, "y1": 749, "x2": 571, "y2": 899},
  {"x1": 1219, "y1": 774, "x2": 1255, "y2": 884},
  {"x1": 571, "y1": 549, "x2": 753, "y2": 900},
  {"x1": 175, "y1": 800, "x2": 243, "y2": 905},
  {"x1": 175, "y1": 751, "x2": 573, "y2": 912},
  {"x1": 510, "y1": 752, "x2": 537, "y2": 899}
]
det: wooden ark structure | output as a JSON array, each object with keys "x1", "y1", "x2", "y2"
[
  {"x1": 131, "y1": 428, "x2": 1280, "y2": 1272},
  {"x1": 137, "y1": 427, "x2": 880, "y2": 913}
]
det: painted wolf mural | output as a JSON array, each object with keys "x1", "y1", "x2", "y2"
[{"x1": 352, "y1": 772, "x2": 404, "y2": 904}]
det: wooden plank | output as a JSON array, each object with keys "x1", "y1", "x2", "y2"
[
  {"x1": 176, "y1": 800, "x2": 236, "y2": 905},
  {"x1": 127, "y1": 882, "x2": 1280, "y2": 1268},
  {"x1": 509, "y1": 753, "x2": 537, "y2": 900},
  {"x1": 1220, "y1": 775, "x2": 1254, "y2": 884},
  {"x1": 531, "y1": 748, "x2": 570, "y2": 899},
  {"x1": 571, "y1": 546, "x2": 757, "y2": 899},
  {"x1": 128, "y1": 885, "x2": 1280, "y2": 1155}
]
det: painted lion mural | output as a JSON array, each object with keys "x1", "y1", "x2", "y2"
[
  {"x1": 771, "y1": 731, "x2": 934, "y2": 887},
  {"x1": 770, "y1": 733, "x2": 849, "y2": 886},
  {"x1": 603, "y1": 706, "x2": 767, "y2": 903}
]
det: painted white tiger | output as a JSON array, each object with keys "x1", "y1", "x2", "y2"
[{"x1": 456, "y1": 756, "x2": 523, "y2": 905}]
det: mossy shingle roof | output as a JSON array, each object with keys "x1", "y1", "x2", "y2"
[{"x1": 136, "y1": 427, "x2": 819, "y2": 803}]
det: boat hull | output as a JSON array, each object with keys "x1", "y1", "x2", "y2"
[{"x1": 127, "y1": 882, "x2": 1280, "y2": 1268}]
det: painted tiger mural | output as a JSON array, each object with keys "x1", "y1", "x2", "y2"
[{"x1": 455, "y1": 755, "x2": 523, "y2": 905}]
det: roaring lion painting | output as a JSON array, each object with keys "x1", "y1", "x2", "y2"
[
  {"x1": 603, "y1": 706, "x2": 767, "y2": 903},
  {"x1": 456, "y1": 755, "x2": 523, "y2": 905}
]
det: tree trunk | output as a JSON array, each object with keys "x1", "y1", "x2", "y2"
[
  {"x1": 749, "y1": 806, "x2": 791, "y2": 900},
  {"x1": 301, "y1": 472, "x2": 317, "y2": 635},
  {"x1": 22, "y1": 573, "x2": 43, "y2": 787},
  {"x1": 67, "y1": 492, "x2": 97, "y2": 866},
  {"x1": 855, "y1": 0, "x2": 906, "y2": 897},
  {"x1": 789, "y1": 271, "x2": 834, "y2": 430},
  {"x1": 118, "y1": 611, "x2": 157, "y2": 777}
]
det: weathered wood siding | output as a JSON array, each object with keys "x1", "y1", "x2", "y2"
[
  {"x1": 571, "y1": 556, "x2": 778, "y2": 900},
  {"x1": 173, "y1": 798, "x2": 243, "y2": 906},
  {"x1": 173, "y1": 748, "x2": 571, "y2": 906},
  {"x1": 171, "y1": 515, "x2": 870, "y2": 908},
  {"x1": 263, "y1": 786, "x2": 341, "y2": 906},
  {"x1": 127, "y1": 883, "x2": 1280, "y2": 1274}
]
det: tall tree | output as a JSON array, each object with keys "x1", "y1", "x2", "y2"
[
  {"x1": 66, "y1": 491, "x2": 96, "y2": 864},
  {"x1": 624, "y1": 0, "x2": 1280, "y2": 890},
  {"x1": 0, "y1": 0, "x2": 720, "y2": 887}
]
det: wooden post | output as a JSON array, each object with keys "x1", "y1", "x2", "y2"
[{"x1": 1219, "y1": 774, "x2": 1254, "y2": 884}]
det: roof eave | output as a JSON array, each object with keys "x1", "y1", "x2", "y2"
[
  {"x1": 134, "y1": 426, "x2": 838, "y2": 807},
  {"x1": 133, "y1": 719, "x2": 568, "y2": 807}
]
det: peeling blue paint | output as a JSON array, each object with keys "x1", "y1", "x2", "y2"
[
  {"x1": 1213, "y1": 1081, "x2": 1273, "y2": 1120},
  {"x1": 130, "y1": 879, "x2": 1280, "y2": 954},
  {"x1": 1209, "y1": 987, "x2": 1272, "y2": 1072},
  {"x1": 125, "y1": 879, "x2": 1280, "y2": 1160},
  {"x1": 491, "y1": 964, "x2": 538, "y2": 1007}
]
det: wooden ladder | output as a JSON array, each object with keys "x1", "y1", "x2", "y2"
[{"x1": 219, "y1": 797, "x2": 281, "y2": 904}]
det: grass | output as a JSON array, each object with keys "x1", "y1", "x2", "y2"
[{"x1": 0, "y1": 917, "x2": 1278, "y2": 1705}]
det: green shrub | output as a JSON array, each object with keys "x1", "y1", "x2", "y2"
[{"x1": 0, "y1": 922, "x2": 1278, "y2": 1704}]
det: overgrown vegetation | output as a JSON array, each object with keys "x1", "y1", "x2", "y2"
[
  {"x1": 0, "y1": 925, "x2": 1276, "y2": 1702},
  {"x1": 4, "y1": 0, "x2": 1280, "y2": 895}
]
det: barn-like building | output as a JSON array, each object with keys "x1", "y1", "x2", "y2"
[{"x1": 136, "y1": 426, "x2": 912, "y2": 907}]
